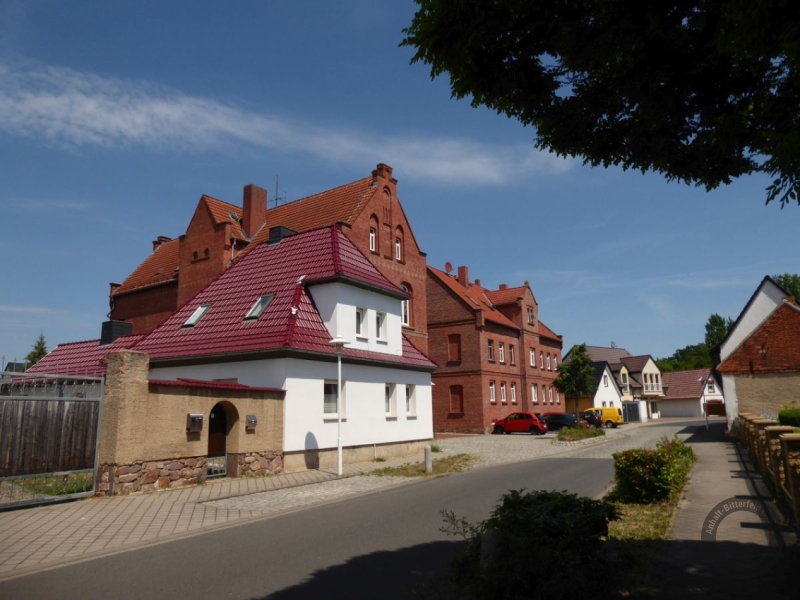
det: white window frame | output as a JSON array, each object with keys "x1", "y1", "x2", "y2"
[
  {"x1": 369, "y1": 228, "x2": 376, "y2": 252},
  {"x1": 355, "y1": 307, "x2": 367, "y2": 339},
  {"x1": 707, "y1": 380, "x2": 715, "y2": 394},
  {"x1": 323, "y1": 380, "x2": 346, "y2": 418},
  {"x1": 604, "y1": 375, "x2": 608, "y2": 387},
  {"x1": 546, "y1": 354, "x2": 551, "y2": 370},
  {"x1": 500, "y1": 382, "x2": 507, "y2": 403},
  {"x1": 553, "y1": 356, "x2": 557, "y2": 369},
  {"x1": 509, "y1": 345, "x2": 515, "y2": 365},
  {"x1": 489, "y1": 381, "x2": 496, "y2": 403},
  {"x1": 499, "y1": 343, "x2": 505, "y2": 363},
  {"x1": 510, "y1": 383, "x2": 517, "y2": 404},
  {"x1": 385, "y1": 383, "x2": 396, "y2": 417},
  {"x1": 405, "y1": 384, "x2": 416, "y2": 416},
  {"x1": 549, "y1": 386, "x2": 553, "y2": 404},
  {"x1": 400, "y1": 285, "x2": 410, "y2": 326},
  {"x1": 531, "y1": 384, "x2": 538, "y2": 404},
  {"x1": 376, "y1": 312, "x2": 387, "y2": 342},
  {"x1": 184, "y1": 304, "x2": 211, "y2": 327},
  {"x1": 540, "y1": 352, "x2": 544, "y2": 369},
  {"x1": 395, "y1": 237, "x2": 402, "y2": 261},
  {"x1": 488, "y1": 340, "x2": 495, "y2": 361},
  {"x1": 530, "y1": 348, "x2": 535, "y2": 367}
]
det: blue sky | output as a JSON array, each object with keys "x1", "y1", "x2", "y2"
[{"x1": 1, "y1": 0, "x2": 797, "y2": 366}]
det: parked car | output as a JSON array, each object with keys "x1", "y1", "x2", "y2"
[
  {"x1": 587, "y1": 406, "x2": 625, "y2": 428},
  {"x1": 492, "y1": 412, "x2": 548, "y2": 435},
  {"x1": 581, "y1": 410, "x2": 604, "y2": 428},
  {"x1": 541, "y1": 412, "x2": 588, "y2": 431}
]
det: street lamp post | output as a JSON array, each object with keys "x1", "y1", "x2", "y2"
[
  {"x1": 329, "y1": 335, "x2": 350, "y2": 476},
  {"x1": 699, "y1": 376, "x2": 709, "y2": 431}
]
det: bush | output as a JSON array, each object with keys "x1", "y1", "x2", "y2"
[
  {"x1": 556, "y1": 426, "x2": 605, "y2": 442},
  {"x1": 778, "y1": 409, "x2": 800, "y2": 428},
  {"x1": 441, "y1": 489, "x2": 618, "y2": 600},
  {"x1": 613, "y1": 437, "x2": 696, "y2": 503}
]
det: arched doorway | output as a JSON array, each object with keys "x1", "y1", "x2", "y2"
[{"x1": 207, "y1": 403, "x2": 228, "y2": 478}]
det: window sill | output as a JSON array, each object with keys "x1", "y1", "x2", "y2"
[
  {"x1": 385, "y1": 415, "x2": 397, "y2": 421},
  {"x1": 356, "y1": 335, "x2": 368, "y2": 341},
  {"x1": 323, "y1": 415, "x2": 347, "y2": 421},
  {"x1": 377, "y1": 339, "x2": 388, "y2": 345},
  {"x1": 406, "y1": 414, "x2": 417, "y2": 420}
]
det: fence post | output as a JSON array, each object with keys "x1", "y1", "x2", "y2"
[{"x1": 425, "y1": 446, "x2": 432, "y2": 474}]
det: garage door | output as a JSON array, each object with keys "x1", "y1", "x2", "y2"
[{"x1": 659, "y1": 399, "x2": 703, "y2": 417}]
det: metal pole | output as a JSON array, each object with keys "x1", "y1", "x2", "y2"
[{"x1": 337, "y1": 348, "x2": 343, "y2": 476}]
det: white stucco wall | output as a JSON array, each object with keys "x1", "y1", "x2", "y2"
[
  {"x1": 720, "y1": 281, "x2": 785, "y2": 363},
  {"x1": 149, "y1": 357, "x2": 433, "y2": 453},
  {"x1": 592, "y1": 367, "x2": 622, "y2": 408},
  {"x1": 310, "y1": 282, "x2": 403, "y2": 356}
]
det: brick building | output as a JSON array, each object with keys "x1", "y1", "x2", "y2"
[
  {"x1": 426, "y1": 265, "x2": 563, "y2": 433},
  {"x1": 109, "y1": 164, "x2": 429, "y2": 352}
]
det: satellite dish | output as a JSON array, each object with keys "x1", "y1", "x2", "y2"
[
  {"x1": 611, "y1": 341, "x2": 617, "y2": 348},
  {"x1": 445, "y1": 262, "x2": 453, "y2": 273}
]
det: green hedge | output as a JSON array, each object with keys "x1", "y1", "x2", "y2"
[
  {"x1": 612, "y1": 437, "x2": 696, "y2": 503},
  {"x1": 557, "y1": 426, "x2": 605, "y2": 442},
  {"x1": 778, "y1": 409, "x2": 800, "y2": 428}
]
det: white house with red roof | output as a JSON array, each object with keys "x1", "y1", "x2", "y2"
[{"x1": 660, "y1": 368, "x2": 724, "y2": 418}]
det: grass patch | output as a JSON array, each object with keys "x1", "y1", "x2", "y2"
[
  {"x1": 556, "y1": 426, "x2": 605, "y2": 442},
  {"x1": 369, "y1": 453, "x2": 474, "y2": 477},
  {"x1": 430, "y1": 444, "x2": 443, "y2": 453},
  {"x1": 19, "y1": 472, "x2": 93, "y2": 496}
]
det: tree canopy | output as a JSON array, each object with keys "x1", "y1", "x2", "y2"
[
  {"x1": 554, "y1": 344, "x2": 596, "y2": 415},
  {"x1": 656, "y1": 343, "x2": 712, "y2": 373},
  {"x1": 25, "y1": 333, "x2": 48, "y2": 369},
  {"x1": 402, "y1": 1, "x2": 800, "y2": 207},
  {"x1": 704, "y1": 313, "x2": 733, "y2": 349},
  {"x1": 774, "y1": 273, "x2": 800, "y2": 301}
]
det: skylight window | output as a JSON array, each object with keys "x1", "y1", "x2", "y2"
[
  {"x1": 184, "y1": 304, "x2": 211, "y2": 327},
  {"x1": 244, "y1": 295, "x2": 274, "y2": 320}
]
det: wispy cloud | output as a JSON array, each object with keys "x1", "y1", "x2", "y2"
[
  {"x1": 7, "y1": 199, "x2": 89, "y2": 212},
  {"x1": 0, "y1": 305, "x2": 59, "y2": 314},
  {"x1": 0, "y1": 62, "x2": 572, "y2": 185}
]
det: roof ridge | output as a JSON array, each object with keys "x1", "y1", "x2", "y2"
[{"x1": 267, "y1": 176, "x2": 372, "y2": 214}]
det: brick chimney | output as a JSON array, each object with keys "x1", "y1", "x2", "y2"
[
  {"x1": 457, "y1": 265, "x2": 469, "y2": 287},
  {"x1": 242, "y1": 184, "x2": 267, "y2": 239},
  {"x1": 499, "y1": 283, "x2": 507, "y2": 290},
  {"x1": 152, "y1": 236, "x2": 171, "y2": 252},
  {"x1": 372, "y1": 163, "x2": 394, "y2": 184}
]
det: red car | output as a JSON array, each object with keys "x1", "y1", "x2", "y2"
[{"x1": 492, "y1": 412, "x2": 548, "y2": 435}]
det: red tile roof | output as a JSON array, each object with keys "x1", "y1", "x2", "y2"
[
  {"x1": 662, "y1": 368, "x2": 712, "y2": 400},
  {"x1": 485, "y1": 286, "x2": 526, "y2": 306},
  {"x1": 203, "y1": 196, "x2": 248, "y2": 241},
  {"x1": 25, "y1": 334, "x2": 144, "y2": 376},
  {"x1": 149, "y1": 378, "x2": 284, "y2": 393},
  {"x1": 427, "y1": 267, "x2": 519, "y2": 330},
  {"x1": 537, "y1": 321, "x2": 562, "y2": 342},
  {"x1": 133, "y1": 225, "x2": 435, "y2": 369},
  {"x1": 114, "y1": 238, "x2": 180, "y2": 295}
]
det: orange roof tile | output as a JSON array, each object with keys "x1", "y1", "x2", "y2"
[
  {"x1": 114, "y1": 238, "x2": 180, "y2": 294},
  {"x1": 428, "y1": 267, "x2": 519, "y2": 330},
  {"x1": 203, "y1": 196, "x2": 247, "y2": 241},
  {"x1": 485, "y1": 286, "x2": 526, "y2": 305},
  {"x1": 538, "y1": 321, "x2": 562, "y2": 342}
]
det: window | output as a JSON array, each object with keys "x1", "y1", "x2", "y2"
[
  {"x1": 604, "y1": 375, "x2": 608, "y2": 387},
  {"x1": 542, "y1": 384, "x2": 547, "y2": 404},
  {"x1": 245, "y1": 295, "x2": 274, "y2": 320},
  {"x1": 356, "y1": 307, "x2": 367, "y2": 338},
  {"x1": 509, "y1": 345, "x2": 515, "y2": 365},
  {"x1": 548, "y1": 386, "x2": 553, "y2": 404},
  {"x1": 530, "y1": 348, "x2": 535, "y2": 367},
  {"x1": 531, "y1": 384, "x2": 538, "y2": 404},
  {"x1": 400, "y1": 284, "x2": 411, "y2": 326},
  {"x1": 546, "y1": 354, "x2": 551, "y2": 370},
  {"x1": 602, "y1": 401, "x2": 607, "y2": 407},
  {"x1": 556, "y1": 391, "x2": 561, "y2": 405},
  {"x1": 376, "y1": 312, "x2": 387, "y2": 341},
  {"x1": 499, "y1": 343, "x2": 505, "y2": 363},
  {"x1": 500, "y1": 382, "x2": 507, "y2": 403},
  {"x1": 324, "y1": 381, "x2": 345, "y2": 416},
  {"x1": 395, "y1": 238, "x2": 402, "y2": 260},
  {"x1": 540, "y1": 352, "x2": 544, "y2": 369},
  {"x1": 489, "y1": 381, "x2": 496, "y2": 402},
  {"x1": 448, "y1": 334, "x2": 462, "y2": 362},
  {"x1": 707, "y1": 380, "x2": 715, "y2": 394},
  {"x1": 184, "y1": 304, "x2": 211, "y2": 327},
  {"x1": 527, "y1": 307, "x2": 535, "y2": 325},
  {"x1": 553, "y1": 356, "x2": 557, "y2": 369},
  {"x1": 488, "y1": 340, "x2": 495, "y2": 361},
  {"x1": 369, "y1": 228, "x2": 376, "y2": 252},
  {"x1": 385, "y1": 383, "x2": 396, "y2": 416},
  {"x1": 621, "y1": 372, "x2": 629, "y2": 394},
  {"x1": 510, "y1": 383, "x2": 517, "y2": 404},
  {"x1": 449, "y1": 385, "x2": 464, "y2": 413},
  {"x1": 406, "y1": 385, "x2": 416, "y2": 415}
]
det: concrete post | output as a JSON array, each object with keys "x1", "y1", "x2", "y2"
[{"x1": 425, "y1": 446, "x2": 432, "y2": 474}]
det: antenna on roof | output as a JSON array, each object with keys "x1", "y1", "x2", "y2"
[
  {"x1": 274, "y1": 175, "x2": 287, "y2": 208},
  {"x1": 611, "y1": 341, "x2": 617, "y2": 348}
]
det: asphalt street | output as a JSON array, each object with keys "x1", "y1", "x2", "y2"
[{"x1": 0, "y1": 455, "x2": 614, "y2": 600}]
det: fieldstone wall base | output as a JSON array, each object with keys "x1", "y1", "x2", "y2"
[
  {"x1": 233, "y1": 450, "x2": 284, "y2": 476},
  {"x1": 96, "y1": 457, "x2": 207, "y2": 496}
]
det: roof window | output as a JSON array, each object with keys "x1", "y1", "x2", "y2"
[
  {"x1": 183, "y1": 304, "x2": 211, "y2": 327},
  {"x1": 244, "y1": 295, "x2": 274, "y2": 320}
]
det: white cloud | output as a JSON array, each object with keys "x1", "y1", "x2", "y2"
[
  {"x1": 0, "y1": 62, "x2": 572, "y2": 185},
  {"x1": 8, "y1": 199, "x2": 88, "y2": 212},
  {"x1": 0, "y1": 305, "x2": 58, "y2": 314}
]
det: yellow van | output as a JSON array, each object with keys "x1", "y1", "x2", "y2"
[{"x1": 587, "y1": 407, "x2": 624, "y2": 428}]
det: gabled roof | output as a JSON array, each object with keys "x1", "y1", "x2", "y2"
[
  {"x1": 203, "y1": 195, "x2": 248, "y2": 242},
  {"x1": 485, "y1": 285, "x2": 527, "y2": 306},
  {"x1": 577, "y1": 346, "x2": 633, "y2": 364},
  {"x1": 618, "y1": 355, "x2": 654, "y2": 373},
  {"x1": 114, "y1": 238, "x2": 180, "y2": 295},
  {"x1": 427, "y1": 266, "x2": 519, "y2": 330},
  {"x1": 589, "y1": 361, "x2": 623, "y2": 396},
  {"x1": 133, "y1": 225, "x2": 434, "y2": 369},
  {"x1": 25, "y1": 334, "x2": 144, "y2": 376},
  {"x1": 662, "y1": 368, "x2": 712, "y2": 400}
]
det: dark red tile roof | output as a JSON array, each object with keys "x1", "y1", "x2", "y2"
[
  {"x1": 662, "y1": 368, "x2": 712, "y2": 400},
  {"x1": 25, "y1": 334, "x2": 144, "y2": 376},
  {"x1": 114, "y1": 238, "x2": 180, "y2": 295},
  {"x1": 149, "y1": 378, "x2": 284, "y2": 393},
  {"x1": 133, "y1": 225, "x2": 435, "y2": 370}
]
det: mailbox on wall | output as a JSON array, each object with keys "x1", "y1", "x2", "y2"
[
  {"x1": 246, "y1": 415, "x2": 257, "y2": 430},
  {"x1": 186, "y1": 413, "x2": 203, "y2": 432}
]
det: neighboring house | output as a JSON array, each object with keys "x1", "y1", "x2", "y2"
[
  {"x1": 714, "y1": 276, "x2": 800, "y2": 432},
  {"x1": 565, "y1": 345, "x2": 665, "y2": 419},
  {"x1": 426, "y1": 265, "x2": 563, "y2": 433},
  {"x1": 660, "y1": 368, "x2": 724, "y2": 418},
  {"x1": 571, "y1": 362, "x2": 624, "y2": 414},
  {"x1": 109, "y1": 164, "x2": 429, "y2": 353}
]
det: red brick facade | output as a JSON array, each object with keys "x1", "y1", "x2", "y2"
[
  {"x1": 110, "y1": 164, "x2": 428, "y2": 352},
  {"x1": 427, "y1": 266, "x2": 563, "y2": 433},
  {"x1": 718, "y1": 301, "x2": 800, "y2": 375}
]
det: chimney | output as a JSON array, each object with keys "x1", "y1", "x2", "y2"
[
  {"x1": 152, "y1": 236, "x2": 171, "y2": 252},
  {"x1": 242, "y1": 184, "x2": 267, "y2": 239},
  {"x1": 372, "y1": 163, "x2": 394, "y2": 184},
  {"x1": 475, "y1": 279, "x2": 481, "y2": 287},
  {"x1": 457, "y1": 265, "x2": 469, "y2": 287},
  {"x1": 499, "y1": 283, "x2": 508, "y2": 290},
  {"x1": 100, "y1": 320, "x2": 133, "y2": 346}
]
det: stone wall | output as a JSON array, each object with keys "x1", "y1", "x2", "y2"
[
  {"x1": 97, "y1": 457, "x2": 207, "y2": 496},
  {"x1": 234, "y1": 451, "x2": 284, "y2": 476}
]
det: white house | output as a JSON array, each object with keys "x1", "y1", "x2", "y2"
[
  {"x1": 589, "y1": 361, "x2": 623, "y2": 409},
  {"x1": 660, "y1": 368, "x2": 724, "y2": 418},
  {"x1": 133, "y1": 224, "x2": 437, "y2": 471}
]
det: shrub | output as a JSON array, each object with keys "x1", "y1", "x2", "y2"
[
  {"x1": 778, "y1": 409, "x2": 800, "y2": 428},
  {"x1": 441, "y1": 489, "x2": 618, "y2": 600},
  {"x1": 556, "y1": 426, "x2": 605, "y2": 442},
  {"x1": 613, "y1": 437, "x2": 696, "y2": 503}
]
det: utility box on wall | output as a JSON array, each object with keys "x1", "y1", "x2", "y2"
[{"x1": 186, "y1": 413, "x2": 203, "y2": 432}]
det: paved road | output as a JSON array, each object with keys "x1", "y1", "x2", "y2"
[{"x1": 0, "y1": 418, "x2": 703, "y2": 599}]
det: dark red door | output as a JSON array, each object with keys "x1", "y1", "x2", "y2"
[{"x1": 208, "y1": 404, "x2": 227, "y2": 458}]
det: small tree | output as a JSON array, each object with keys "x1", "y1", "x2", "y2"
[
  {"x1": 774, "y1": 273, "x2": 800, "y2": 302},
  {"x1": 704, "y1": 313, "x2": 733, "y2": 349},
  {"x1": 25, "y1": 333, "x2": 48, "y2": 369},
  {"x1": 553, "y1": 344, "x2": 596, "y2": 417}
]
